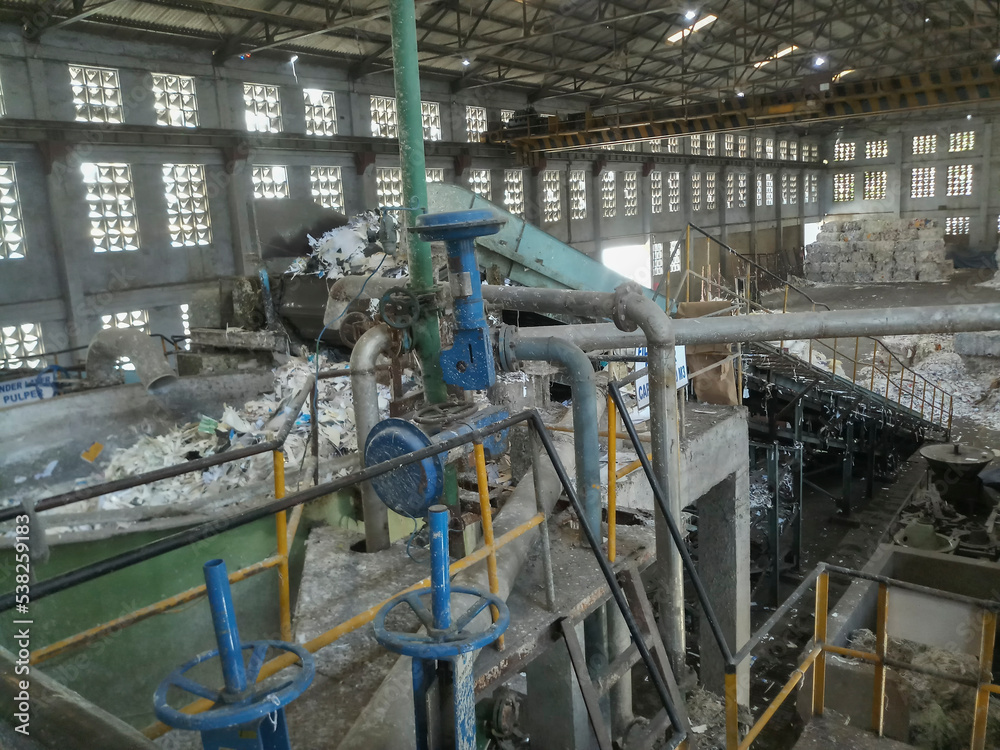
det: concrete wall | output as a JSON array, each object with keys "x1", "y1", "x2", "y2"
[
  {"x1": 822, "y1": 113, "x2": 1000, "y2": 249},
  {"x1": 0, "y1": 23, "x2": 822, "y2": 366}
]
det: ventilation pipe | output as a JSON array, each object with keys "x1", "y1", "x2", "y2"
[
  {"x1": 85, "y1": 328, "x2": 176, "y2": 391},
  {"x1": 350, "y1": 324, "x2": 394, "y2": 553}
]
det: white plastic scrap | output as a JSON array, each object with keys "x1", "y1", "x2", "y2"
[{"x1": 286, "y1": 211, "x2": 406, "y2": 280}]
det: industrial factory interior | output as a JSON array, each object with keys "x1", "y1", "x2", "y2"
[{"x1": 8, "y1": 2, "x2": 1000, "y2": 749}]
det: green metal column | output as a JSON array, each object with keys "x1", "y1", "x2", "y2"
[{"x1": 388, "y1": 0, "x2": 457, "y2": 504}]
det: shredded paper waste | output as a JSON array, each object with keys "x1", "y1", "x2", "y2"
[{"x1": 285, "y1": 212, "x2": 406, "y2": 280}]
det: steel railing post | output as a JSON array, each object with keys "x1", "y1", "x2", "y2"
[
  {"x1": 872, "y1": 583, "x2": 889, "y2": 735},
  {"x1": 273, "y1": 450, "x2": 292, "y2": 643},
  {"x1": 473, "y1": 441, "x2": 504, "y2": 651},
  {"x1": 971, "y1": 611, "x2": 997, "y2": 750},
  {"x1": 812, "y1": 570, "x2": 829, "y2": 717},
  {"x1": 725, "y1": 668, "x2": 740, "y2": 749},
  {"x1": 607, "y1": 394, "x2": 617, "y2": 563}
]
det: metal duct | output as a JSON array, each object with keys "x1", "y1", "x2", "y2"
[{"x1": 85, "y1": 328, "x2": 177, "y2": 391}]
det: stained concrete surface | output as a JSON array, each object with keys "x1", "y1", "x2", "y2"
[{"x1": 791, "y1": 713, "x2": 915, "y2": 750}]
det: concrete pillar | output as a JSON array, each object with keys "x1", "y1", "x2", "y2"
[
  {"x1": 976, "y1": 121, "x2": 993, "y2": 247},
  {"x1": 525, "y1": 622, "x2": 599, "y2": 750},
  {"x1": 224, "y1": 150, "x2": 256, "y2": 277},
  {"x1": 589, "y1": 164, "x2": 604, "y2": 260},
  {"x1": 697, "y1": 471, "x2": 751, "y2": 705}
]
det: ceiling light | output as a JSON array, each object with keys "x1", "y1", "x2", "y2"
[
  {"x1": 685, "y1": 9, "x2": 697, "y2": 19},
  {"x1": 462, "y1": 58, "x2": 471, "y2": 66},
  {"x1": 752, "y1": 44, "x2": 798, "y2": 68},
  {"x1": 814, "y1": 56, "x2": 826, "y2": 66},
  {"x1": 667, "y1": 13, "x2": 717, "y2": 43},
  {"x1": 290, "y1": 55, "x2": 298, "y2": 63},
  {"x1": 736, "y1": 91, "x2": 745, "y2": 97},
  {"x1": 967, "y1": 114, "x2": 973, "y2": 120}
]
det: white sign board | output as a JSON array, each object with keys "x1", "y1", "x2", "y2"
[
  {"x1": 634, "y1": 346, "x2": 688, "y2": 410},
  {"x1": 0, "y1": 371, "x2": 55, "y2": 408}
]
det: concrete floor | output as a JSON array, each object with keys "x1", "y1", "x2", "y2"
[{"x1": 792, "y1": 713, "x2": 915, "y2": 749}]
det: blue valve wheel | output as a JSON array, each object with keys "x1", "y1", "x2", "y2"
[
  {"x1": 153, "y1": 640, "x2": 315, "y2": 732},
  {"x1": 374, "y1": 585, "x2": 510, "y2": 660}
]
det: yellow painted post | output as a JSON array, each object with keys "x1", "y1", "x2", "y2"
[
  {"x1": 273, "y1": 450, "x2": 292, "y2": 643},
  {"x1": 920, "y1": 380, "x2": 927, "y2": 418},
  {"x1": 971, "y1": 610, "x2": 997, "y2": 750},
  {"x1": 812, "y1": 571, "x2": 829, "y2": 717},
  {"x1": 852, "y1": 338, "x2": 860, "y2": 383},
  {"x1": 948, "y1": 394, "x2": 954, "y2": 432},
  {"x1": 725, "y1": 670, "x2": 740, "y2": 750},
  {"x1": 872, "y1": 584, "x2": 889, "y2": 735},
  {"x1": 870, "y1": 341, "x2": 878, "y2": 391},
  {"x1": 909, "y1": 372, "x2": 917, "y2": 411},
  {"x1": 473, "y1": 442, "x2": 504, "y2": 651},
  {"x1": 940, "y1": 389, "x2": 947, "y2": 428},
  {"x1": 897, "y1": 367, "x2": 905, "y2": 404},
  {"x1": 607, "y1": 394, "x2": 617, "y2": 564},
  {"x1": 686, "y1": 224, "x2": 692, "y2": 303}
]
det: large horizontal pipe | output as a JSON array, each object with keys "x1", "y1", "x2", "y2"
[{"x1": 486, "y1": 289, "x2": 1000, "y2": 348}]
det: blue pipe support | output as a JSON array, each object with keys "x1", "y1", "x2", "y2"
[
  {"x1": 428, "y1": 505, "x2": 452, "y2": 630},
  {"x1": 203, "y1": 559, "x2": 248, "y2": 696},
  {"x1": 413, "y1": 210, "x2": 505, "y2": 391}
]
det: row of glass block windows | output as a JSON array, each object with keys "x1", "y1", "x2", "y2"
[
  {"x1": 2, "y1": 303, "x2": 195, "y2": 370},
  {"x1": 834, "y1": 131, "x2": 977, "y2": 162},
  {"x1": 639, "y1": 135, "x2": 819, "y2": 161},
  {"x1": 833, "y1": 164, "x2": 977, "y2": 202}
]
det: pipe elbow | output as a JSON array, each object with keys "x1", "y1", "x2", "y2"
[
  {"x1": 511, "y1": 336, "x2": 595, "y2": 389},
  {"x1": 349, "y1": 324, "x2": 393, "y2": 374},
  {"x1": 85, "y1": 328, "x2": 177, "y2": 392},
  {"x1": 621, "y1": 292, "x2": 675, "y2": 348}
]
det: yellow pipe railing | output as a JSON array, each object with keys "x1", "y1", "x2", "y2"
[
  {"x1": 607, "y1": 394, "x2": 617, "y2": 564},
  {"x1": 273, "y1": 450, "x2": 292, "y2": 643},
  {"x1": 473, "y1": 442, "x2": 504, "y2": 651}
]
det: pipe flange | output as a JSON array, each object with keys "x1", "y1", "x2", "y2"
[
  {"x1": 496, "y1": 324, "x2": 518, "y2": 372},
  {"x1": 612, "y1": 282, "x2": 644, "y2": 333}
]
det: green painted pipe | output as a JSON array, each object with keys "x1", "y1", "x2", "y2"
[{"x1": 388, "y1": 0, "x2": 456, "y2": 504}]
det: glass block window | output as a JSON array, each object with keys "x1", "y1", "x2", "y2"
[
  {"x1": 541, "y1": 170, "x2": 561, "y2": 223},
  {"x1": 652, "y1": 242, "x2": 663, "y2": 277},
  {"x1": 650, "y1": 171, "x2": 663, "y2": 215},
  {"x1": 946, "y1": 216, "x2": 970, "y2": 235},
  {"x1": 809, "y1": 144, "x2": 820, "y2": 161},
  {"x1": 622, "y1": 143, "x2": 638, "y2": 152},
  {"x1": 754, "y1": 137, "x2": 764, "y2": 159},
  {"x1": 425, "y1": 168, "x2": 444, "y2": 183},
  {"x1": 691, "y1": 172, "x2": 702, "y2": 211},
  {"x1": 834, "y1": 141, "x2": 855, "y2": 161},
  {"x1": 912, "y1": 134, "x2": 937, "y2": 155},
  {"x1": 668, "y1": 240, "x2": 682, "y2": 273},
  {"x1": 756, "y1": 174, "x2": 764, "y2": 206},
  {"x1": 705, "y1": 134, "x2": 717, "y2": 156},
  {"x1": 371, "y1": 95, "x2": 398, "y2": 138},
  {"x1": 0, "y1": 163, "x2": 25, "y2": 259},
  {"x1": 789, "y1": 173, "x2": 799, "y2": 203},
  {"x1": 570, "y1": 170, "x2": 587, "y2": 220},
  {"x1": 705, "y1": 172, "x2": 716, "y2": 211},
  {"x1": 863, "y1": 171, "x2": 887, "y2": 200},
  {"x1": 689, "y1": 134, "x2": 702, "y2": 155},
  {"x1": 666, "y1": 137, "x2": 681, "y2": 154},
  {"x1": 950, "y1": 131, "x2": 975, "y2": 152},
  {"x1": 81, "y1": 163, "x2": 139, "y2": 252},
  {"x1": 738, "y1": 173, "x2": 748, "y2": 207},
  {"x1": 833, "y1": 172, "x2": 855, "y2": 202},
  {"x1": 667, "y1": 171, "x2": 680, "y2": 212},
  {"x1": 648, "y1": 139, "x2": 662, "y2": 154},
  {"x1": 504, "y1": 169, "x2": 524, "y2": 217},
  {"x1": 421, "y1": 101, "x2": 442, "y2": 141},
  {"x1": 102, "y1": 309, "x2": 147, "y2": 331},
  {"x1": 311, "y1": 166, "x2": 344, "y2": 211},
  {"x1": 151, "y1": 73, "x2": 199, "y2": 127},
  {"x1": 251, "y1": 165, "x2": 289, "y2": 199},
  {"x1": 765, "y1": 173, "x2": 774, "y2": 206},
  {"x1": 779, "y1": 140, "x2": 788, "y2": 160},
  {"x1": 163, "y1": 164, "x2": 211, "y2": 247},
  {"x1": 500, "y1": 109, "x2": 515, "y2": 124},
  {"x1": 244, "y1": 83, "x2": 282, "y2": 132},
  {"x1": 911, "y1": 167, "x2": 936, "y2": 198},
  {"x1": 466, "y1": 105, "x2": 487, "y2": 142},
  {"x1": 789, "y1": 142, "x2": 798, "y2": 161},
  {"x1": 304, "y1": 89, "x2": 338, "y2": 136},
  {"x1": 947, "y1": 164, "x2": 973, "y2": 197},
  {"x1": 623, "y1": 171, "x2": 638, "y2": 217},
  {"x1": 469, "y1": 168, "x2": 491, "y2": 201},
  {"x1": 805, "y1": 174, "x2": 818, "y2": 203},
  {"x1": 601, "y1": 171, "x2": 617, "y2": 218},
  {"x1": 179, "y1": 303, "x2": 191, "y2": 349},
  {"x1": 866, "y1": 139, "x2": 888, "y2": 159},
  {"x1": 2, "y1": 323, "x2": 44, "y2": 369},
  {"x1": 376, "y1": 166, "x2": 403, "y2": 206},
  {"x1": 765, "y1": 139, "x2": 774, "y2": 159},
  {"x1": 724, "y1": 134, "x2": 735, "y2": 157},
  {"x1": 69, "y1": 64, "x2": 122, "y2": 123},
  {"x1": 781, "y1": 173, "x2": 789, "y2": 204},
  {"x1": 738, "y1": 136, "x2": 749, "y2": 158},
  {"x1": 726, "y1": 172, "x2": 735, "y2": 208}
]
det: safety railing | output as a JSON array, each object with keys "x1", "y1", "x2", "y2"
[
  {"x1": 666, "y1": 223, "x2": 953, "y2": 433},
  {"x1": 2, "y1": 407, "x2": 688, "y2": 748},
  {"x1": 607, "y1": 378, "x2": 997, "y2": 749}
]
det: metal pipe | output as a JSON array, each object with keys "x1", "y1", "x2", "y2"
[
  {"x1": 273, "y1": 450, "x2": 292, "y2": 642},
  {"x1": 85, "y1": 327, "x2": 177, "y2": 391},
  {"x1": 203, "y1": 559, "x2": 247, "y2": 695},
  {"x1": 428, "y1": 505, "x2": 452, "y2": 630},
  {"x1": 350, "y1": 325, "x2": 393, "y2": 552}
]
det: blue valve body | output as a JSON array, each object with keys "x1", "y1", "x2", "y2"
[{"x1": 413, "y1": 210, "x2": 505, "y2": 391}]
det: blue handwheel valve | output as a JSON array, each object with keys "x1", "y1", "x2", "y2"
[
  {"x1": 375, "y1": 505, "x2": 509, "y2": 750},
  {"x1": 153, "y1": 559, "x2": 315, "y2": 750}
]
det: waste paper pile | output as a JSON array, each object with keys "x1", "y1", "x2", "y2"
[{"x1": 285, "y1": 211, "x2": 406, "y2": 280}]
